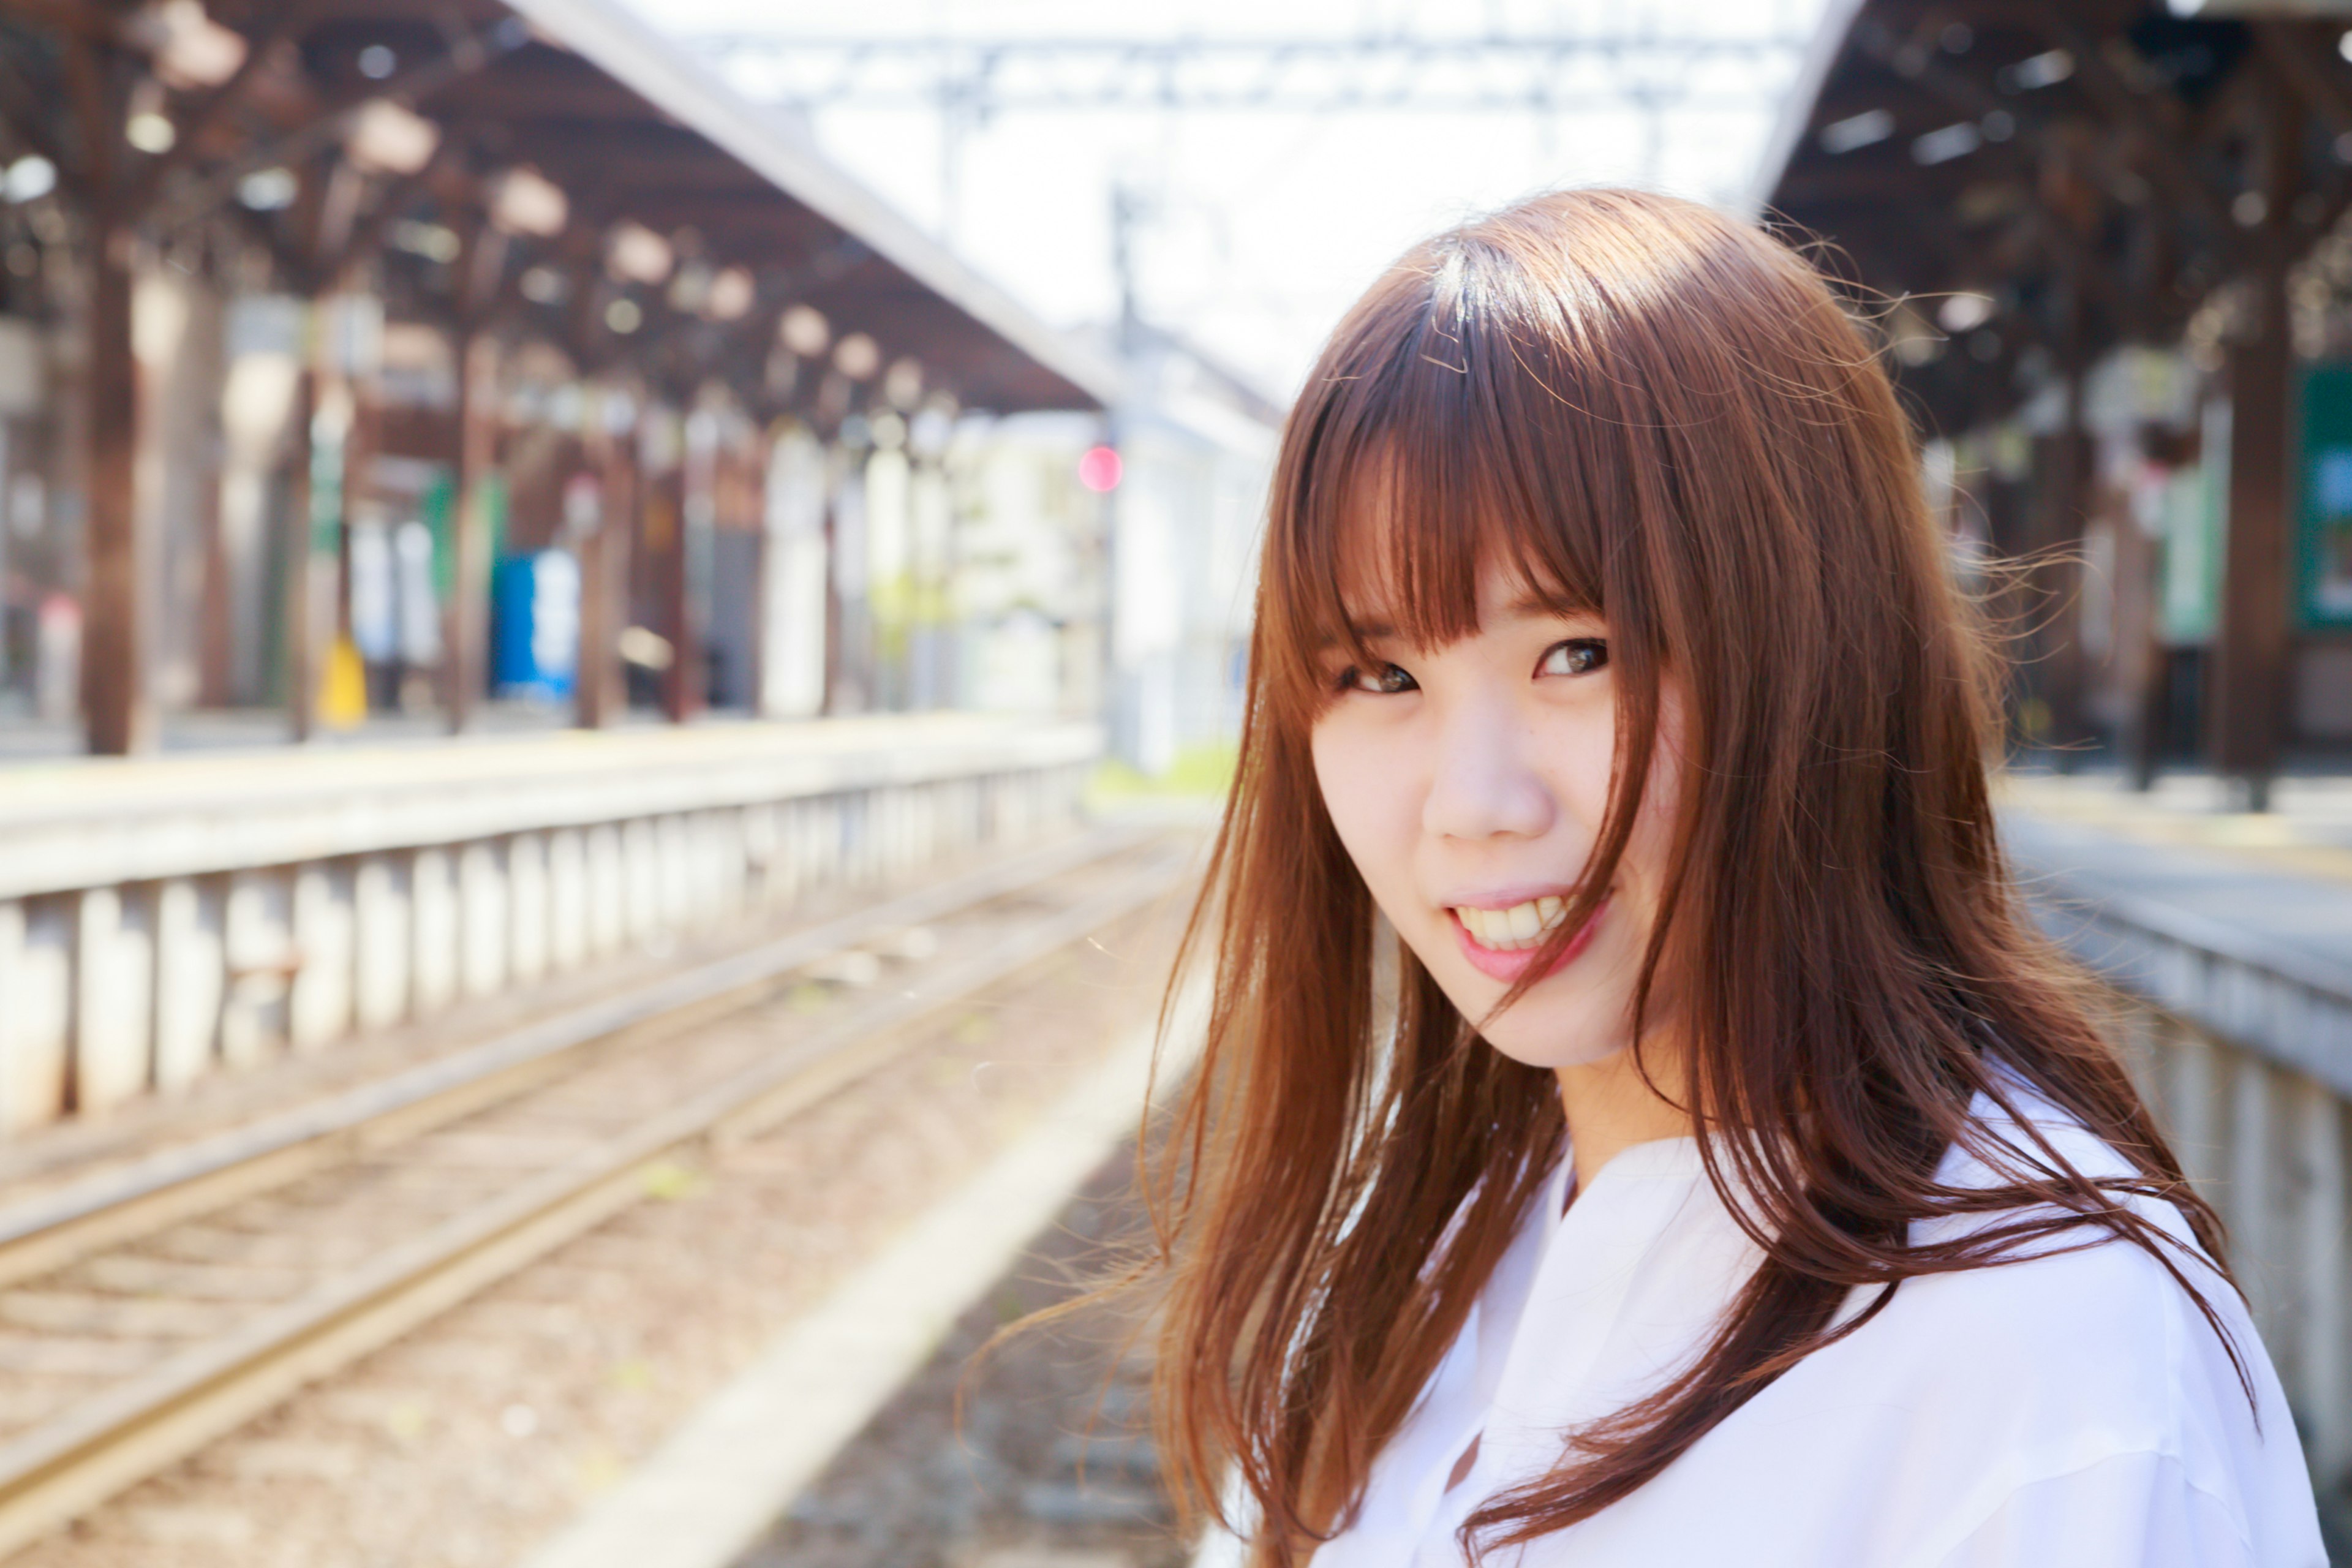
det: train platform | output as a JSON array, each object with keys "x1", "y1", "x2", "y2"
[
  {"x1": 0, "y1": 712, "x2": 1092, "y2": 827},
  {"x1": 1998, "y1": 770, "x2": 2352, "y2": 989},
  {"x1": 0, "y1": 712, "x2": 1101, "y2": 1134},
  {"x1": 0, "y1": 706, "x2": 586, "y2": 766},
  {"x1": 1999, "y1": 769, "x2": 2352, "y2": 888}
]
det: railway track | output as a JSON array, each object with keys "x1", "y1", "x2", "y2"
[{"x1": 0, "y1": 824, "x2": 1192, "y2": 1559}]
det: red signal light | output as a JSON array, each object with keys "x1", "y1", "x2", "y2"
[{"x1": 1078, "y1": 445, "x2": 1123, "y2": 493}]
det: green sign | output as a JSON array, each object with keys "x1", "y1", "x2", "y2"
[
  {"x1": 423, "y1": 469, "x2": 456, "y2": 600},
  {"x1": 2298, "y1": 365, "x2": 2352, "y2": 629},
  {"x1": 2160, "y1": 458, "x2": 2220, "y2": 646},
  {"x1": 309, "y1": 415, "x2": 344, "y2": 559}
]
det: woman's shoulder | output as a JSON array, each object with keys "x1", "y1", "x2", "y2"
[
  {"x1": 1820, "y1": 1208, "x2": 2313, "y2": 1567},
  {"x1": 1622, "y1": 1097, "x2": 2316, "y2": 1568},
  {"x1": 1879, "y1": 1088, "x2": 2249, "y2": 1430},
  {"x1": 1521, "y1": 1100, "x2": 2323, "y2": 1568},
  {"x1": 1789, "y1": 1093, "x2": 2314, "y2": 1562},
  {"x1": 1871, "y1": 1190, "x2": 2239, "y2": 1433}
]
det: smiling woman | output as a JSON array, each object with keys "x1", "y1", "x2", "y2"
[{"x1": 1137, "y1": 189, "x2": 2326, "y2": 1566}]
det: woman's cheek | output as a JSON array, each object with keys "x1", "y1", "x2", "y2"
[
  {"x1": 1314, "y1": 723, "x2": 1427, "y2": 934},
  {"x1": 1312, "y1": 726, "x2": 1382, "y2": 869}
]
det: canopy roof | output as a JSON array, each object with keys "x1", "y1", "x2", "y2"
[
  {"x1": 0, "y1": 0, "x2": 1118, "y2": 414},
  {"x1": 1752, "y1": 0, "x2": 2352, "y2": 434}
]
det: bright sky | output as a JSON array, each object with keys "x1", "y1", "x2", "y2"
[{"x1": 628, "y1": 0, "x2": 1830, "y2": 402}]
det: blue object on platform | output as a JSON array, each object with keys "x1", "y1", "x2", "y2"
[{"x1": 491, "y1": 550, "x2": 581, "y2": 701}]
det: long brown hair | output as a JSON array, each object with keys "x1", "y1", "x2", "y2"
[{"x1": 1145, "y1": 188, "x2": 2232, "y2": 1561}]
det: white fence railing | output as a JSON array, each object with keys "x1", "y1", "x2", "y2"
[
  {"x1": 2028, "y1": 847, "x2": 2352, "y2": 1491},
  {"x1": 0, "y1": 717, "x2": 1098, "y2": 1134}
]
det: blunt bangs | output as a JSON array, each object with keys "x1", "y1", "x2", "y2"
[{"x1": 1263, "y1": 221, "x2": 1653, "y2": 720}]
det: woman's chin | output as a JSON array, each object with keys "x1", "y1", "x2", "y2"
[{"x1": 1476, "y1": 1014, "x2": 1638, "y2": 1072}]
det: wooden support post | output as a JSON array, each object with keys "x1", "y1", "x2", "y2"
[
  {"x1": 2213, "y1": 259, "x2": 2293, "y2": 809},
  {"x1": 82, "y1": 211, "x2": 152, "y2": 755},
  {"x1": 2211, "y1": 96, "x2": 2301, "y2": 810},
  {"x1": 576, "y1": 390, "x2": 634, "y2": 729},
  {"x1": 666, "y1": 423, "x2": 710, "y2": 725},
  {"x1": 448, "y1": 333, "x2": 499, "y2": 732}
]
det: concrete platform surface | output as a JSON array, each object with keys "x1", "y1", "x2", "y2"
[
  {"x1": 0, "y1": 714, "x2": 1100, "y2": 900},
  {"x1": 0, "y1": 713, "x2": 1095, "y2": 821},
  {"x1": 2002, "y1": 809, "x2": 2352, "y2": 1002},
  {"x1": 1999, "y1": 769, "x2": 2352, "y2": 885}
]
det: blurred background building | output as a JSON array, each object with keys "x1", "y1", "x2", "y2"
[
  {"x1": 1759, "y1": 0, "x2": 2352, "y2": 808},
  {"x1": 0, "y1": 0, "x2": 1128, "y2": 761}
]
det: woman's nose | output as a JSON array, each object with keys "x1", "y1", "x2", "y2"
[{"x1": 1422, "y1": 695, "x2": 1555, "y2": 841}]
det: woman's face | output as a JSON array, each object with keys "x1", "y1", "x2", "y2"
[{"x1": 1310, "y1": 558, "x2": 1683, "y2": 1071}]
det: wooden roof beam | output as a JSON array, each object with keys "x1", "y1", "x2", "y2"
[
  {"x1": 1839, "y1": 34, "x2": 2142, "y2": 339},
  {"x1": 0, "y1": 0, "x2": 108, "y2": 44},
  {"x1": 132, "y1": 0, "x2": 324, "y2": 206},
  {"x1": 0, "y1": 48, "x2": 61, "y2": 167},
  {"x1": 2029, "y1": 15, "x2": 2233, "y2": 236},
  {"x1": 2253, "y1": 20, "x2": 2352, "y2": 143},
  {"x1": 150, "y1": 10, "x2": 526, "y2": 234}
]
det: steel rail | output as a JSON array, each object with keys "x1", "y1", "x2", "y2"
[{"x1": 0, "y1": 827, "x2": 1193, "y2": 1558}]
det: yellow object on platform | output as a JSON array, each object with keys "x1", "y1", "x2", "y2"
[{"x1": 320, "y1": 637, "x2": 368, "y2": 729}]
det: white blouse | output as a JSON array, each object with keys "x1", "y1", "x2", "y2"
[{"x1": 1306, "y1": 1096, "x2": 2326, "y2": 1567}]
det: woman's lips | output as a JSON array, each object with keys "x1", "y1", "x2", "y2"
[{"x1": 1448, "y1": 897, "x2": 1608, "y2": 983}]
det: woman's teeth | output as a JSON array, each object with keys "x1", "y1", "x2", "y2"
[{"x1": 1455, "y1": 897, "x2": 1569, "y2": 952}]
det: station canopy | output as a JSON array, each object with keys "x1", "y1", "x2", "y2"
[
  {"x1": 1753, "y1": 0, "x2": 2352, "y2": 434},
  {"x1": 1, "y1": 0, "x2": 1120, "y2": 414}
]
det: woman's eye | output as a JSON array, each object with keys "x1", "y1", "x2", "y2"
[
  {"x1": 1340, "y1": 662, "x2": 1419, "y2": 695},
  {"x1": 1537, "y1": 639, "x2": 1608, "y2": 678}
]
